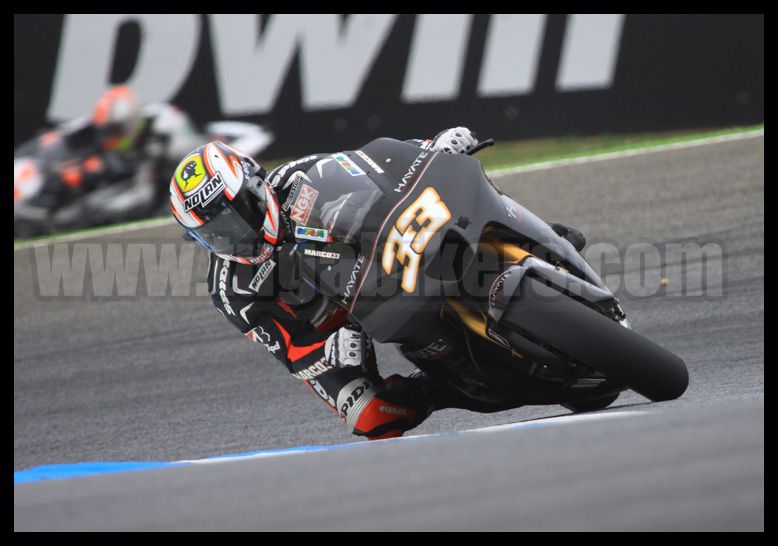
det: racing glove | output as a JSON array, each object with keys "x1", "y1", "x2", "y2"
[
  {"x1": 431, "y1": 127, "x2": 479, "y2": 154},
  {"x1": 325, "y1": 325, "x2": 376, "y2": 370}
]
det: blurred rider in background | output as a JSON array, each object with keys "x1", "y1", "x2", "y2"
[{"x1": 14, "y1": 85, "x2": 267, "y2": 235}]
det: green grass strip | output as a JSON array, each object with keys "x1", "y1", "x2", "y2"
[{"x1": 478, "y1": 124, "x2": 763, "y2": 172}]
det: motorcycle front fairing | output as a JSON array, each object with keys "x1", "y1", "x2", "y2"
[{"x1": 290, "y1": 138, "x2": 616, "y2": 344}]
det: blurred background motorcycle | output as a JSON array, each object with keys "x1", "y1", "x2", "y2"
[{"x1": 13, "y1": 85, "x2": 272, "y2": 238}]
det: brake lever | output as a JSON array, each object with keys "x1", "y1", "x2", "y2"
[{"x1": 466, "y1": 138, "x2": 495, "y2": 156}]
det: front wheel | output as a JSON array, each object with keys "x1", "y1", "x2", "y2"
[{"x1": 501, "y1": 277, "x2": 688, "y2": 402}]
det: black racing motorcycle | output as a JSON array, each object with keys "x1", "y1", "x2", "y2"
[{"x1": 282, "y1": 138, "x2": 688, "y2": 412}]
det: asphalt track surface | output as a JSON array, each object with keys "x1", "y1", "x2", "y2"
[{"x1": 14, "y1": 136, "x2": 764, "y2": 530}]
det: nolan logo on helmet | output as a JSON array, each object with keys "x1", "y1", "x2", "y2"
[{"x1": 184, "y1": 172, "x2": 225, "y2": 211}]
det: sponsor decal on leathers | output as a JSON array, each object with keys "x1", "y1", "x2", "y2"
[
  {"x1": 295, "y1": 226, "x2": 330, "y2": 242},
  {"x1": 270, "y1": 155, "x2": 319, "y2": 189},
  {"x1": 337, "y1": 378, "x2": 376, "y2": 428},
  {"x1": 379, "y1": 405, "x2": 412, "y2": 417},
  {"x1": 247, "y1": 325, "x2": 281, "y2": 354},
  {"x1": 281, "y1": 173, "x2": 305, "y2": 211},
  {"x1": 218, "y1": 259, "x2": 235, "y2": 315},
  {"x1": 290, "y1": 184, "x2": 319, "y2": 225},
  {"x1": 292, "y1": 357, "x2": 336, "y2": 380},
  {"x1": 303, "y1": 248, "x2": 340, "y2": 260},
  {"x1": 249, "y1": 258, "x2": 276, "y2": 292}
]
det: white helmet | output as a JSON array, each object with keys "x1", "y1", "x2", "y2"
[{"x1": 170, "y1": 140, "x2": 281, "y2": 265}]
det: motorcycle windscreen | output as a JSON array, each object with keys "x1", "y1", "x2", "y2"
[{"x1": 497, "y1": 193, "x2": 606, "y2": 290}]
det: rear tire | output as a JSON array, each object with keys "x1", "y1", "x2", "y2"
[{"x1": 501, "y1": 277, "x2": 688, "y2": 402}]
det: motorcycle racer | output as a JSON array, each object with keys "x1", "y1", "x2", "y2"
[
  {"x1": 170, "y1": 129, "x2": 587, "y2": 440},
  {"x1": 14, "y1": 85, "x2": 267, "y2": 236}
]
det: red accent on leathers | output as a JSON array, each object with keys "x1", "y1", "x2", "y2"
[
  {"x1": 275, "y1": 297, "x2": 298, "y2": 317},
  {"x1": 271, "y1": 318, "x2": 327, "y2": 362},
  {"x1": 352, "y1": 390, "x2": 417, "y2": 438}
]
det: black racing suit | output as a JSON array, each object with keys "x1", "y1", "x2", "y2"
[{"x1": 207, "y1": 138, "x2": 585, "y2": 440}]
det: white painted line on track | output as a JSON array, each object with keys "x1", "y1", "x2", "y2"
[
  {"x1": 13, "y1": 216, "x2": 175, "y2": 251},
  {"x1": 14, "y1": 410, "x2": 649, "y2": 483},
  {"x1": 179, "y1": 410, "x2": 646, "y2": 466},
  {"x1": 465, "y1": 410, "x2": 644, "y2": 433},
  {"x1": 488, "y1": 128, "x2": 764, "y2": 178}
]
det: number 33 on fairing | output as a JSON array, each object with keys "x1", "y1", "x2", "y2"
[{"x1": 381, "y1": 187, "x2": 451, "y2": 293}]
